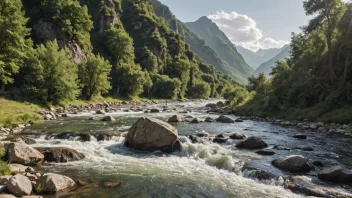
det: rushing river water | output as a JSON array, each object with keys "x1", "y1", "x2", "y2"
[{"x1": 21, "y1": 100, "x2": 352, "y2": 198}]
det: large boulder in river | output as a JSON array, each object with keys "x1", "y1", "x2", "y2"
[
  {"x1": 236, "y1": 136, "x2": 268, "y2": 149},
  {"x1": 101, "y1": 116, "x2": 115, "y2": 122},
  {"x1": 7, "y1": 175, "x2": 32, "y2": 196},
  {"x1": 216, "y1": 115, "x2": 235, "y2": 123},
  {"x1": 37, "y1": 173, "x2": 75, "y2": 194},
  {"x1": 7, "y1": 143, "x2": 44, "y2": 165},
  {"x1": 35, "y1": 147, "x2": 85, "y2": 163},
  {"x1": 168, "y1": 115, "x2": 184, "y2": 122},
  {"x1": 125, "y1": 117, "x2": 180, "y2": 152},
  {"x1": 272, "y1": 155, "x2": 313, "y2": 172},
  {"x1": 318, "y1": 166, "x2": 352, "y2": 183}
]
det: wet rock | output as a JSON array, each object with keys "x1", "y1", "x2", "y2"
[
  {"x1": 190, "y1": 118, "x2": 202, "y2": 123},
  {"x1": 204, "y1": 117, "x2": 215, "y2": 122},
  {"x1": 293, "y1": 134, "x2": 307, "y2": 139},
  {"x1": 318, "y1": 166, "x2": 352, "y2": 183},
  {"x1": 236, "y1": 136, "x2": 268, "y2": 149},
  {"x1": 150, "y1": 109, "x2": 160, "y2": 113},
  {"x1": 168, "y1": 115, "x2": 184, "y2": 122},
  {"x1": 189, "y1": 135, "x2": 212, "y2": 144},
  {"x1": 79, "y1": 133, "x2": 91, "y2": 142},
  {"x1": 36, "y1": 147, "x2": 85, "y2": 163},
  {"x1": 101, "y1": 181, "x2": 121, "y2": 188},
  {"x1": 37, "y1": 173, "x2": 75, "y2": 194},
  {"x1": 213, "y1": 137, "x2": 229, "y2": 144},
  {"x1": 229, "y1": 133, "x2": 246, "y2": 139},
  {"x1": 193, "y1": 132, "x2": 210, "y2": 137},
  {"x1": 295, "y1": 146, "x2": 314, "y2": 151},
  {"x1": 216, "y1": 101, "x2": 224, "y2": 107},
  {"x1": 7, "y1": 175, "x2": 32, "y2": 196},
  {"x1": 235, "y1": 118, "x2": 244, "y2": 122},
  {"x1": 256, "y1": 149, "x2": 275, "y2": 156},
  {"x1": 7, "y1": 143, "x2": 44, "y2": 166},
  {"x1": 185, "y1": 115, "x2": 194, "y2": 119},
  {"x1": 101, "y1": 116, "x2": 115, "y2": 122},
  {"x1": 312, "y1": 161, "x2": 323, "y2": 167},
  {"x1": 243, "y1": 167, "x2": 275, "y2": 180},
  {"x1": 96, "y1": 131, "x2": 120, "y2": 141},
  {"x1": 125, "y1": 117, "x2": 180, "y2": 152},
  {"x1": 205, "y1": 103, "x2": 217, "y2": 109},
  {"x1": 95, "y1": 110, "x2": 105, "y2": 115},
  {"x1": 273, "y1": 145, "x2": 291, "y2": 150},
  {"x1": 216, "y1": 115, "x2": 235, "y2": 123},
  {"x1": 88, "y1": 117, "x2": 95, "y2": 120},
  {"x1": 272, "y1": 155, "x2": 313, "y2": 172}
]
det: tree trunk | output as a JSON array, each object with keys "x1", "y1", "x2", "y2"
[
  {"x1": 0, "y1": 83, "x2": 5, "y2": 93},
  {"x1": 115, "y1": 87, "x2": 120, "y2": 97}
]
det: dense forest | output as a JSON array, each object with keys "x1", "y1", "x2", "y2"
[
  {"x1": 0, "y1": 0, "x2": 237, "y2": 105},
  {"x1": 225, "y1": 0, "x2": 352, "y2": 123}
]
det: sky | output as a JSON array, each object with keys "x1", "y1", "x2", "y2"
[{"x1": 158, "y1": 0, "x2": 311, "y2": 51}]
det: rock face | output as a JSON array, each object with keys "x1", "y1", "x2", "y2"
[
  {"x1": 236, "y1": 137, "x2": 268, "y2": 149},
  {"x1": 37, "y1": 173, "x2": 75, "y2": 194},
  {"x1": 318, "y1": 166, "x2": 352, "y2": 183},
  {"x1": 272, "y1": 155, "x2": 313, "y2": 172},
  {"x1": 7, "y1": 143, "x2": 44, "y2": 165},
  {"x1": 216, "y1": 115, "x2": 235, "y2": 123},
  {"x1": 168, "y1": 115, "x2": 184, "y2": 122},
  {"x1": 7, "y1": 175, "x2": 32, "y2": 196},
  {"x1": 125, "y1": 117, "x2": 180, "y2": 152},
  {"x1": 36, "y1": 147, "x2": 85, "y2": 163}
]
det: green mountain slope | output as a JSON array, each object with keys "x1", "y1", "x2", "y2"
[
  {"x1": 254, "y1": 45, "x2": 291, "y2": 76},
  {"x1": 184, "y1": 17, "x2": 253, "y2": 78},
  {"x1": 148, "y1": 0, "x2": 248, "y2": 84}
]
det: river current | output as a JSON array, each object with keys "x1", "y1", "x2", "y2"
[{"x1": 21, "y1": 100, "x2": 352, "y2": 198}]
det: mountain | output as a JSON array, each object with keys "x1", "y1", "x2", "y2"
[
  {"x1": 254, "y1": 45, "x2": 291, "y2": 76},
  {"x1": 237, "y1": 46, "x2": 285, "y2": 69},
  {"x1": 184, "y1": 17, "x2": 253, "y2": 78},
  {"x1": 148, "y1": 0, "x2": 248, "y2": 84}
]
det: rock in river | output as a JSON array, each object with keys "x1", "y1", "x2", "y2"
[
  {"x1": 230, "y1": 133, "x2": 246, "y2": 139},
  {"x1": 190, "y1": 118, "x2": 202, "y2": 123},
  {"x1": 37, "y1": 173, "x2": 75, "y2": 194},
  {"x1": 293, "y1": 134, "x2": 307, "y2": 139},
  {"x1": 7, "y1": 175, "x2": 32, "y2": 196},
  {"x1": 216, "y1": 115, "x2": 235, "y2": 123},
  {"x1": 236, "y1": 137, "x2": 268, "y2": 149},
  {"x1": 272, "y1": 155, "x2": 313, "y2": 172},
  {"x1": 256, "y1": 149, "x2": 275, "y2": 156},
  {"x1": 318, "y1": 166, "x2": 352, "y2": 183},
  {"x1": 168, "y1": 115, "x2": 184, "y2": 122},
  {"x1": 36, "y1": 147, "x2": 85, "y2": 163},
  {"x1": 125, "y1": 117, "x2": 180, "y2": 152},
  {"x1": 7, "y1": 143, "x2": 44, "y2": 166},
  {"x1": 101, "y1": 116, "x2": 115, "y2": 122},
  {"x1": 204, "y1": 117, "x2": 215, "y2": 122}
]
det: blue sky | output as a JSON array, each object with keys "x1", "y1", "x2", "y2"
[{"x1": 159, "y1": 0, "x2": 311, "y2": 51}]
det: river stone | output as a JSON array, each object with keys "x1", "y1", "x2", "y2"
[
  {"x1": 243, "y1": 167, "x2": 275, "y2": 181},
  {"x1": 293, "y1": 134, "x2": 307, "y2": 139},
  {"x1": 35, "y1": 147, "x2": 85, "y2": 163},
  {"x1": 312, "y1": 161, "x2": 324, "y2": 167},
  {"x1": 37, "y1": 173, "x2": 75, "y2": 194},
  {"x1": 190, "y1": 118, "x2": 202, "y2": 123},
  {"x1": 216, "y1": 115, "x2": 235, "y2": 123},
  {"x1": 0, "y1": 176, "x2": 11, "y2": 185},
  {"x1": 236, "y1": 136, "x2": 268, "y2": 149},
  {"x1": 125, "y1": 117, "x2": 180, "y2": 152},
  {"x1": 168, "y1": 115, "x2": 184, "y2": 122},
  {"x1": 8, "y1": 164, "x2": 28, "y2": 173},
  {"x1": 7, "y1": 143, "x2": 44, "y2": 165},
  {"x1": 7, "y1": 175, "x2": 32, "y2": 196},
  {"x1": 95, "y1": 110, "x2": 105, "y2": 115},
  {"x1": 256, "y1": 149, "x2": 275, "y2": 155},
  {"x1": 101, "y1": 116, "x2": 115, "y2": 122},
  {"x1": 235, "y1": 118, "x2": 244, "y2": 122},
  {"x1": 318, "y1": 166, "x2": 352, "y2": 183},
  {"x1": 230, "y1": 133, "x2": 246, "y2": 139},
  {"x1": 204, "y1": 117, "x2": 215, "y2": 122},
  {"x1": 213, "y1": 137, "x2": 229, "y2": 143},
  {"x1": 272, "y1": 155, "x2": 313, "y2": 172},
  {"x1": 0, "y1": 194, "x2": 16, "y2": 198},
  {"x1": 150, "y1": 109, "x2": 160, "y2": 113}
]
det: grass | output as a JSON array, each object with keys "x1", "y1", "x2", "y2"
[
  {"x1": 0, "y1": 145, "x2": 10, "y2": 176},
  {"x1": 0, "y1": 98, "x2": 43, "y2": 128}
]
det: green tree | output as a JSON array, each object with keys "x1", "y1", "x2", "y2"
[
  {"x1": 0, "y1": 0, "x2": 31, "y2": 92},
  {"x1": 79, "y1": 54, "x2": 112, "y2": 99},
  {"x1": 189, "y1": 80, "x2": 211, "y2": 99},
  {"x1": 29, "y1": 40, "x2": 80, "y2": 104},
  {"x1": 150, "y1": 74, "x2": 182, "y2": 99}
]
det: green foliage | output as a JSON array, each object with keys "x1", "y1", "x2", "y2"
[
  {"x1": 28, "y1": 40, "x2": 80, "y2": 104},
  {"x1": 0, "y1": 160, "x2": 10, "y2": 176},
  {"x1": 79, "y1": 54, "x2": 112, "y2": 99},
  {"x1": 150, "y1": 74, "x2": 182, "y2": 99},
  {"x1": 189, "y1": 80, "x2": 211, "y2": 99},
  {"x1": 0, "y1": 0, "x2": 31, "y2": 87},
  {"x1": 222, "y1": 86, "x2": 252, "y2": 108}
]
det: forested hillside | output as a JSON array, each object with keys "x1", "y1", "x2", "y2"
[
  {"x1": 184, "y1": 16, "x2": 253, "y2": 81},
  {"x1": 225, "y1": 0, "x2": 352, "y2": 123},
  {"x1": 0, "y1": 0, "x2": 236, "y2": 105}
]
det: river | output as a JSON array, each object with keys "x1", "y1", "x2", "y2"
[{"x1": 21, "y1": 100, "x2": 352, "y2": 198}]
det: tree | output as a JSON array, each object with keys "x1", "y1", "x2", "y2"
[
  {"x1": 29, "y1": 40, "x2": 80, "y2": 104},
  {"x1": 189, "y1": 80, "x2": 211, "y2": 99},
  {"x1": 79, "y1": 54, "x2": 112, "y2": 99},
  {"x1": 303, "y1": 0, "x2": 346, "y2": 83},
  {"x1": 150, "y1": 74, "x2": 182, "y2": 99},
  {"x1": 0, "y1": 0, "x2": 31, "y2": 92}
]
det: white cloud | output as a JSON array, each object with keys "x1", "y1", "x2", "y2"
[{"x1": 208, "y1": 11, "x2": 289, "y2": 51}]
